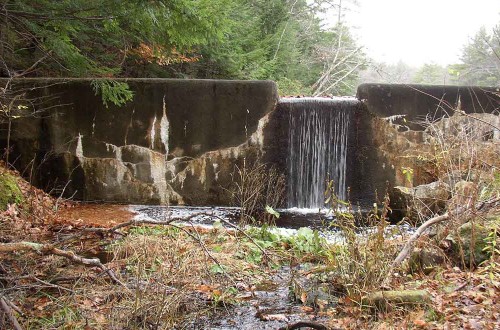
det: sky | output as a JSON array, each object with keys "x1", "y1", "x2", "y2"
[{"x1": 338, "y1": 0, "x2": 500, "y2": 67}]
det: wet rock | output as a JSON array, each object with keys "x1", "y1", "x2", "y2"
[{"x1": 414, "y1": 181, "x2": 450, "y2": 200}]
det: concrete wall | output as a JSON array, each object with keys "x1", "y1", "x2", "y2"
[
  {"x1": 0, "y1": 78, "x2": 278, "y2": 205},
  {"x1": 357, "y1": 84, "x2": 500, "y2": 211},
  {"x1": 1, "y1": 80, "x2": 498, "y2": 207},
  {"x1": 357, "y1": 84, "x2": 499, "y2": 127}
]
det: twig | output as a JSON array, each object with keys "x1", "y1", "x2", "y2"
[
  {"x1": 4, "y1": 299, "x2": 23, "y2": 317},
  {"x1": 171, "y1": 221, "x2": 236, "y2": 285},
  {"x1": 14, "y1": 52, "x2": 52, "y2": 77},
  {"x1": 0, "y1": 296, "x2": 23, "y2": 330},
  {"x1": 454, "y1": 282, "x2": 468, "y2": 292},
  {"x1": 30, "y1": 276, "x2": 75, "y2": 294},
  {"x1": 83, "y1": 211, "x2": 278, "y2": 282},
  {"x1": 84, "y1": 211, "x2": 274, "y2": 261}
]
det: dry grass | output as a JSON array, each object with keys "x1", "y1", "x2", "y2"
[{"x1": 0, "y1": 220, "x2": 281, "y2": 329}]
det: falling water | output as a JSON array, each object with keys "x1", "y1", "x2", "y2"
[{"x1": 284, "y1": 97, "x2": 356, "y2": 209}]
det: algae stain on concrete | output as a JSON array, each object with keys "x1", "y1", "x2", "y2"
[{"x1": 62, "y1": 87, "x2": 273, "y2": 205}]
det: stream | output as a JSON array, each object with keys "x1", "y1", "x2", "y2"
[
  {"x1": 130, "y1": 205, "x2": 333, "y2": 229},
  {"x1": 127, "y1": 205, "x2": 412, "y2": 329},
  {"x1": 187, "y1": 267, "x2": 329, "y2": 330},
  {"x1": 129, "y1": 205, "x2": 335, "y2": 329}
]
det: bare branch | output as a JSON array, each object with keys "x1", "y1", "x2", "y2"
[
  {"x1": 0, "y1": 296, "x2": 23, "y2": 330},
  {"x1": 0, "y1": 241, "x2": 129, "y2": 292},
  {"x1": 385, "y1": 196, "x2": 500, "y2": 285}
]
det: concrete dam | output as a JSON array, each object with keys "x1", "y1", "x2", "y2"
[{"x1": 1, "y1": 78, "x2": 499, "y2": 210}]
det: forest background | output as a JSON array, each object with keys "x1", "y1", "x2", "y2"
[{"x1": 1, "y1": 0, "x2": 499, "y2": 102}]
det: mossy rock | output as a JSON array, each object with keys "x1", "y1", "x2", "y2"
[
  {"x1": 362, "y1": 290, "x2": 431, "y2": 310},
  {"x1": 445, "y1": 216, "x2": 499, "y2": 267},
  {"x1": 290, "y1": 273, "x2": 343, "y2": 309},
  {"x1": 0, "y1": 172, "x2": 23, "y2": 210},
  {"x1": 408, "y1": 248, "x2": 446, "y2": 274}
]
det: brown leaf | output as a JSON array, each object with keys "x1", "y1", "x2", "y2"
[
  {"x1": 300, "y1": 306, "x2": 314, "y2": 313},
  {"x1": 413, "y1": 319, "x2": 427, "y2": 327},
  {"x1": 300, "y1": 291, "x2": 307, "y2": 304}
]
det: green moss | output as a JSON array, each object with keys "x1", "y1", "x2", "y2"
[
  {"x1": 447, "y1": 218, "x2": 498, "y2": 267},
  {"x1": 0, "y1": 172, "x2": 23, "y2": 210}
]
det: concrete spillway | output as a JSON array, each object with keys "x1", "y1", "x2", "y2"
[{"x1": 281, "y1": 97, "x2": 358, "y2": 208}]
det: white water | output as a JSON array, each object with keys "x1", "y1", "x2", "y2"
[
  {"x1": 129, "y1": 205, "x2": 415, "y2": 244},
  {"x1": 285, "y1": 97, "x2": 356, "y2": 208}
]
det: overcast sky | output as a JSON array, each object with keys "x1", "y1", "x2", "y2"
[{"x1": 339, "y1": 0, "x2": 500, "y2": 66}]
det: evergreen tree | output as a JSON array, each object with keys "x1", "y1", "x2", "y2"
[{"x1": 449, "y1": 25, "x2": 500, "y2": 86}]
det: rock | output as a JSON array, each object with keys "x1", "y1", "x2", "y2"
[
  {"x1": 0, "y1": 172, "x2": 23, "y2": 211},
  {"x1": 290, "y1": 274, "x2": 342, "y2": 310},
  {"x1": 413, "y1": 181, "x2": 451, "y2": 201},
  {"x1": 444, "y1": 217, "x2": 498, "y2": 267},
  {"x1": 447, "y1": 181, "x2": 477, "y2": 211},
  {"x1": 426, "y1": 112, "x2": 500, "y2": 142},
  {"x1": 391, "y1": 181, "x2": 450, "y2": 220},
  {"x1": 362, "y1": 290, "x2": 431, "y2": 310},
  {"x1": 408, "y1": 248, "x2": 446, "y2": 274}
]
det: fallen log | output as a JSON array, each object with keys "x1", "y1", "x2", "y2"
[{"x1": 362, "y1": 290, "x2": 431, "y2": 310}]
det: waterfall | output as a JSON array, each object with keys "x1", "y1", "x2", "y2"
[{"x1": 284, "y1": 97, "x2": 355, "y2": 209}]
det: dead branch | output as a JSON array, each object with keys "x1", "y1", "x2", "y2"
[
  {"x1": 0, "y1": 296, "x2": 23, "y2": 330},
  {"x1": 83, "y1": 212, "x2": 203, "y2": 234},
  {"x1": 14, "y1": 52, "x2": 52, "y2": 78},
  {"x1": 84, "y1": 210, "x2": 239, "y2": 283},
  {"x1": 84, "y1": 211, "x2": 274, "y2": 262},
  {"x1": 173, "y1": 221, "x2": 235, "y2": 285},
  {"x1": 0, "y1": 241, "x2": 129, "y2": 292},
  {"x1": 84, "y1": 210, "x2": 275, "y2": 283},
  {"x1": 386, "y1": 196, "x2": 500, "y2": 284},
  {"x1": 30, "y1": 276, "x2": 76, "y2": 294},
  {"x1": 209, "y1": 213, "x2": 275, "y2": 262},
  {"x1": 3, "y1": 299, "x2": 23, "y2": 317}
]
